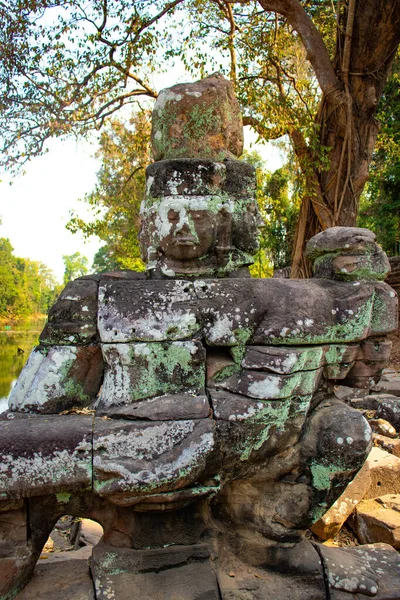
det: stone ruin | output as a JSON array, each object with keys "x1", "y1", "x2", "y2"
[{"x1": 1, "y1": 74, "x2": 399, "y2": 600}]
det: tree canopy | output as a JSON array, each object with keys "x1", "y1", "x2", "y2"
[
  {"x1": 0, "y1": 238, "x2": 61, "y2": 318},
  {"x1": 62, "y1": 251, "x2": 88, "y2": 284}
]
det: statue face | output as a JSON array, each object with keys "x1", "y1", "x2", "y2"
[{"x1": 156, "y1": 197, "x2": 218, "y2": 261}]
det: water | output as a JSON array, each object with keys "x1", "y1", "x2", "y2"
[{"x1": 0, "y1": 318, "x2": 46, "y2": 412}]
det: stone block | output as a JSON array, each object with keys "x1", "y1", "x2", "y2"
[
  {"x1": 364, "y1": 447, "x2": 400, "y2": 499},
  {"x1": 217, "y1": 367, "x2": 323, "y2": 400},
  {"x1": 97, "y1": 340, "x2": 205, "y2": 410},
  {"x1": 372, "y1": 372, "x2": 400, "y2": 397},
  {"x1": 369, "y1": 283, "x2": 398, "y2": 337},
  {"x1": 91, "y1": 544, "x2": 220, "y2": 600},
  {"x1": 151, "y1": 73, "x2": 243, "y2": 161},
  {"x1": 375, "y1": 395, "x2": 400, "y2": 428},
  {"x1": 347, "y1": 394, "x2": 382, "y2": 410},
  {"x1": 40, "y1": 278, "x2": 98, "y2": 345},
  {"x1": 15, "y1": 556, "x2": 95, "y2": 599},
  {"x1": 0, "y1": 415, "x2": 92, "y2": 498},
  {"x1": 351, "y1": 494, "x2": 400, "y2": 548},
  {"x1": 211, "y1": 390, "x2": 312, "y2": 464},
  {"x1": 99, "y1": 393, "x2": 211, "y2": 420},
  {"x1": 369, "y1": 419, "x2": 397, "y2": 438},
  {"x1": 8, "y1": 345, "x2": 103, "y2": 413},
  {"x1": 373, "y1": 434, "x2": 400, "y2": 458},
  {"x1": 311, "y1": 461, "x2": 371, "y2": 540},
  {"x1": 306, "y1": 227, "x2": 377, "y2": 260},
  {"x1": 98, "y1": 279, "x2": 200, "y2": 343},
  {"x1": 93, "y1": 417, "x2": 216, "y2": 503},
  {"x1": 146, "y1": 158, "x2": 256, "y2": 198}
]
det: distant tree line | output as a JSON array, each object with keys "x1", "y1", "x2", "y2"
[{"x1": 0, "y1": 238, "x2": 62, "y2": 319}]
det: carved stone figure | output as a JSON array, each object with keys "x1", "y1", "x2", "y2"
[{"x1": 0, "y1": 74, "x2": 399, "y2": 600}]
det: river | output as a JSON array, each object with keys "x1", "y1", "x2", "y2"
[{"x1": 0, "y1": 318, "x2": 46, "y2": 413}]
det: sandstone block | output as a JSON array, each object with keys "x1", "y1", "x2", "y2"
[
  {"x1": 311, "y1": 461, "x2": 371, "y2": 540},
  {"x1": 369, "y1": 419, "x2": 397, "y2": 438},
  {"x1": 146, "y1": 158, "x2": 256, "y2": 198},
  {"x1": 93, "y1": 418, "x2": 216, "y2": 503},
  {"x1": 8, "y1": 345, "x2": 103, "y2": 413},
  {"x1": 372, "y1": 371, "x2": 400, "y2": 397},
  {"x1": 217, "y1": 367, "x2": 323, "y2": 400},
  {"x1": 40, "y1": 278, "x2": 98, "y2": 345},
  {"x1": 91, "y1": 544, "x2": 220, "y2": 600},
  {"x1": 364, "y1": 447, "x2": 400, "y2": 499},
  {"x1": 97, "y1": 341, "x2": 205, "y2": 410},
  {"x1": 306, "y1": 227, "x2": 377, "y2": 260},
  {"x1": 15, "y1": 556, "x2": 95, "y2": 599},
  {"x1": 375, "y1": 395, "x2": 400, "y2": 428},
  {"x1": 0, "y1": 415, "x2": 92, "y2": 498},
  {"x1": 351, "y1": 494, "x2": 400, "y2": 548},
  {"x1": 98, "y1": 279, "x2": 200, "y2": 343},
  {"x1": 373, "y1": 434, "x2": 400, "y2": 458},
  {"x1": 151, "y1": 73, "x2": 243, "y2": 161},
  {"x1": 99, "y1": 393, "x2": 210, "y2": 420}
]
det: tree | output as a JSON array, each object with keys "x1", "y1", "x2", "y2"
[
  {"x1": 1, "y1": 0, "x2": 399, "y2": 276},
  {"x1": 0, "y1": 237, "x2": 61, "y2": 318},
  {"x1": 62, "y1": 252, "x2": 88, "y2": 284},
  {"x1": 67, "y1": 110, "x2": 150, "y2": 272},
  {"x1": 358, "y1": 59, "x2": 400, "y2": 257}
]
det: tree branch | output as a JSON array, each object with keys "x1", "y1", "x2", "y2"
[{"x1": 255, "y1": 0, "x2": 340, "y2": 95}]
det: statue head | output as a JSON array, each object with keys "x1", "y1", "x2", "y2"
[
  {"x1": 140, "y1": 73, "x2": 262, "y2": 278},
  {"x1": 139, "y1": 181, "x2": 262, "y2": 277}
]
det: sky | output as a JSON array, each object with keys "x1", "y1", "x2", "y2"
[{"x1": 0, "y1": 122, "x2": 284, "y2": 283}]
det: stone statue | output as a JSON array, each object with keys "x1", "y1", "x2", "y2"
[{"x1": 0, "y1": 74, "x2": 399, "y2": 600}]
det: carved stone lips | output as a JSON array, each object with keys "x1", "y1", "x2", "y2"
[{"x1": 173, "y1": 237, "x2": 198, "y2": 246}]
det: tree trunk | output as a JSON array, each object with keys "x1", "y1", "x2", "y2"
[{"x1": 287, "y1": 0, "x2": 400, "y2": 277}]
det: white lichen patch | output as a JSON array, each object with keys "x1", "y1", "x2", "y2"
[
  {"x1": 0, "y1": 439, "x2": 92, "y2": 496},
  {"x1": 247, "y1": 376, "x2": 281, "y2": 399},
  {"x1": 155, "y1": 89, "x2": 183, "y2": 114},
  {"x1": 8, "y1": 346, "x2": 80, "y2": 411}
]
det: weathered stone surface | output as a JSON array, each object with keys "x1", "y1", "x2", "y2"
[
  {"x1": 242, "y1": 344, "x2": 358, "y2": 380},
  {"x1": 91, "y1": 544, "x2": 220, "y2": 600},
  {"x1": 364, "y1": 447, "x2": 400, "y2": 499},
  {"x1": 93, "y1": 418, "x2": 216, "y2": 503},
  {"x1": 40, "y1": 279, "x2": 98, "y2": 345},
  {"x1": 347, "y1": 394, "x2": 382, "y2": 410},
  {"x1": 306, "y1": 227, "x2": 377, "y2": 260},
  {"x1": 387, "y1": 256, "x2": 400, "y2": 286},
  {"x1": 146, "y1": 158, "x2": 256, "y2": 198},
  {"x1": 350, "y1": 494, "x2": 400, "y2": 548},
  {"x1": 15, "y1": 555, "x2": 95, "y2": 599},
  {"x1": 100, "y1": 393, "x2": 211, "y2": 420},
  {"x1": 311, "y1": 461, "x2": 371, "y2": 540},
  {"x1": 369, "y1": 418, "x2": 397, "y2": 438},
  {"x1": 139, "y1": 191, "x2": 261, "y2": 278},
  {"x1": 151, "y1": 73, "x2": 243, "y2": 161},
  {"x1": 333, "y1": 385, "x2": 370, "y2": 402},
  {"x1": 373, "y1": 434, "x2": 400, "y2": 458},
  {"x1": 372, "y1": 371, "x2": 400, "y2": 396},
  {"x1": 217, "y1": 367, "x2": 323, "y2": 400},
  {"x1": 375, "y1": 395, "x2": 400, "y2": 428},
  {"x1": 97, "y1": 341, "x2": 205, "y2": 410},
  {"x1": 0, "y1": 415, "x2": 92, "y2": 498},
  {"x1": 216, "y1": 542, "x2": 326, "y2": 600},
  {"x1": 211, "y1": 390, "x2": 312, "y2": 466},
  {"x1": 98, "y1": 278, "x2": 396, "y2": 347},
  {"x1": 319, "y1": 543, "x2": 400, "y2": 598},
  {"x1": 98, "y1": 279, "x2": 200, "y2": 343},
  {"x1": 8, "y1": 345, "x2": 103, "y2": 413}
]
